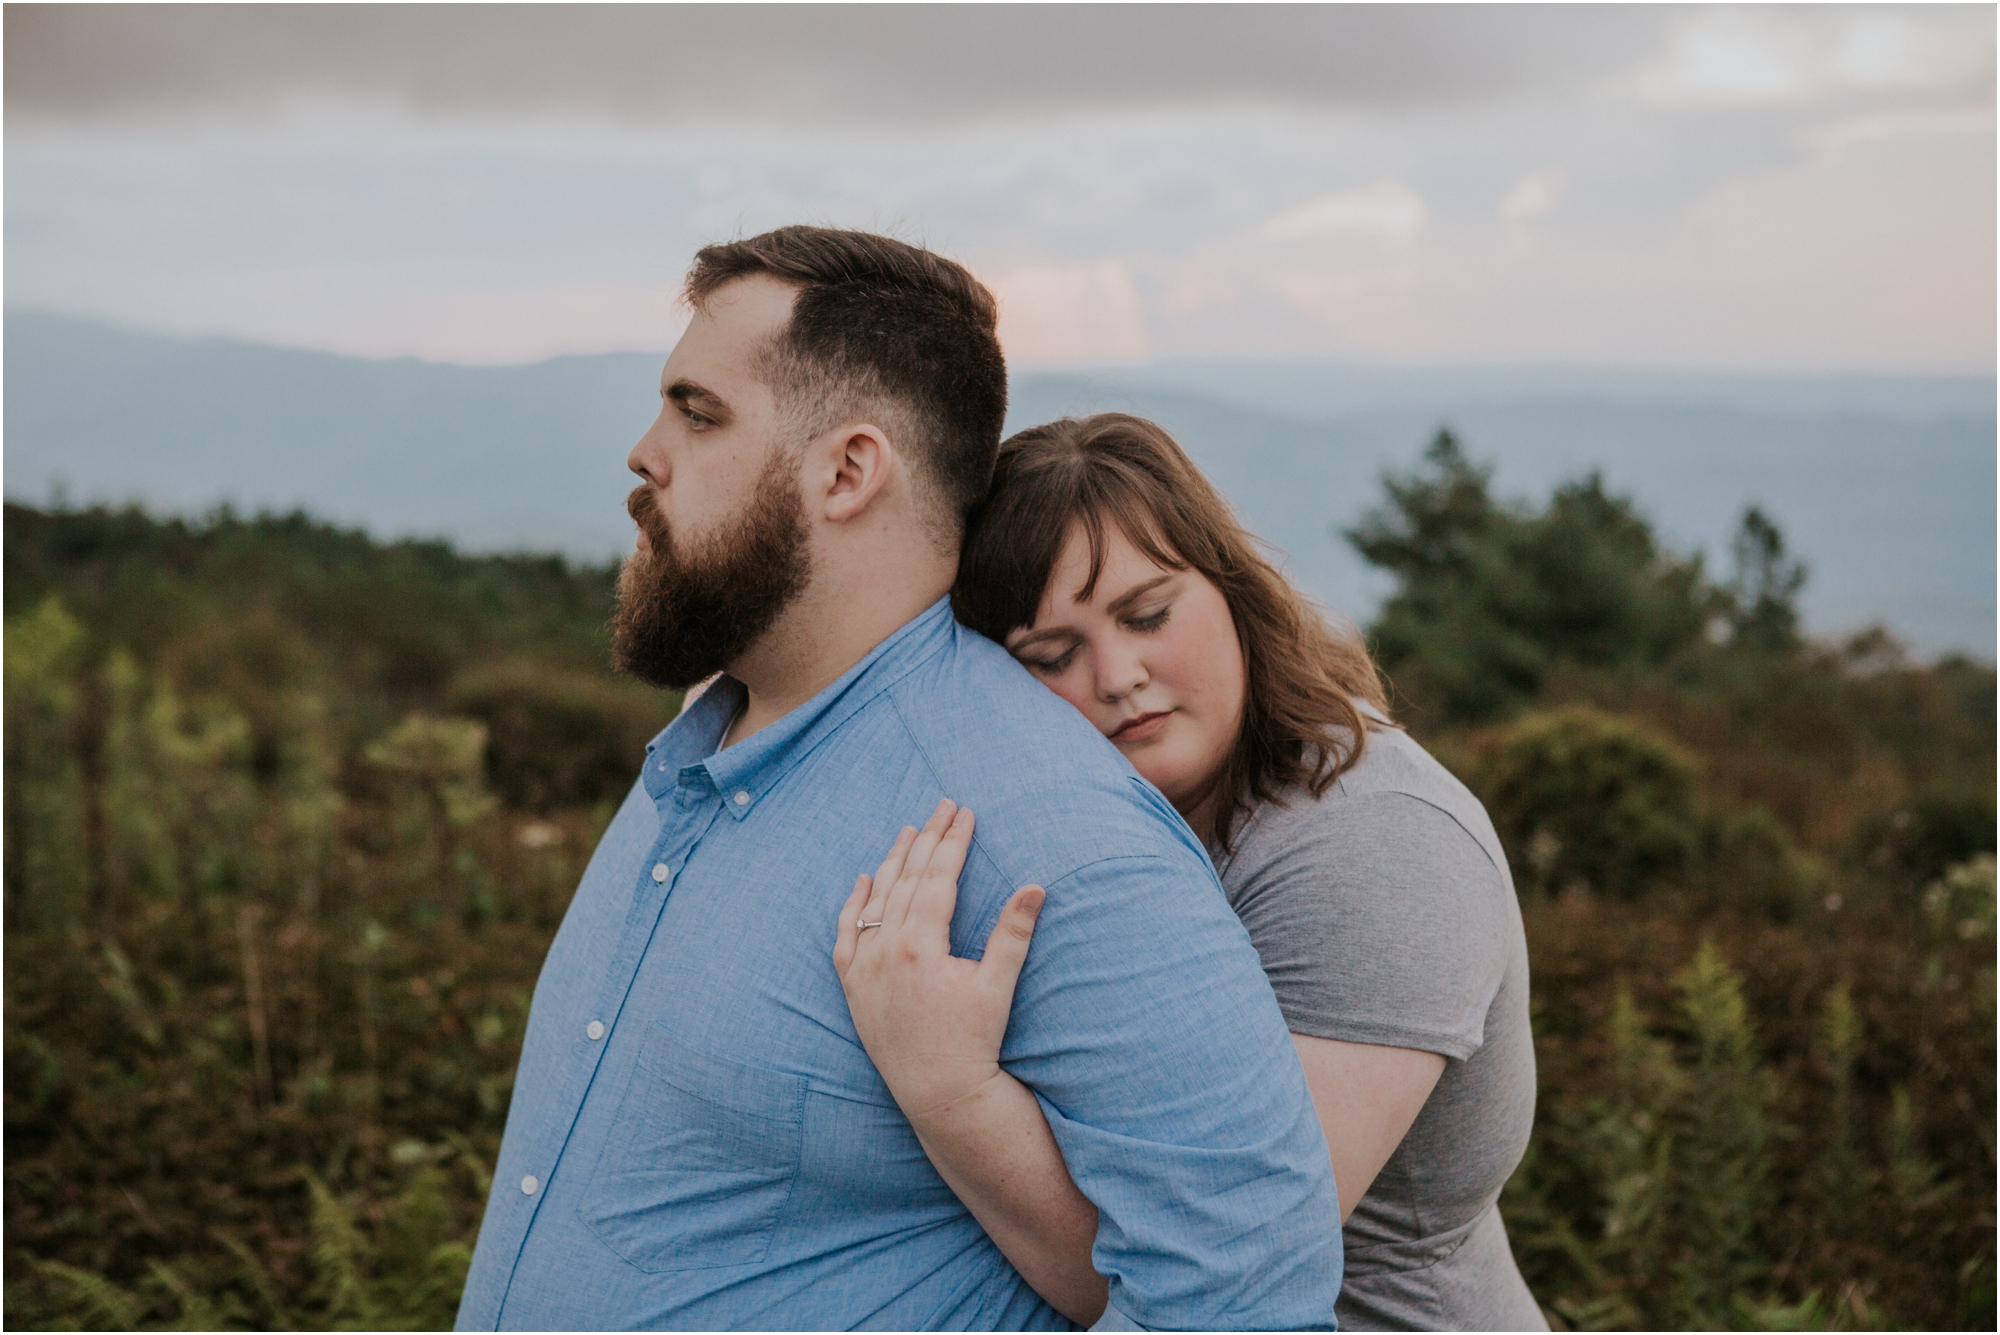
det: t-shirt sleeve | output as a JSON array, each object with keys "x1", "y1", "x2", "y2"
[{"x1": 1226, "y1": 789, "x2": 1513, "y2": 1060}]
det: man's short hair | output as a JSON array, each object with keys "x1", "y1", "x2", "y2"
[{"x1": 686, "y1": 226, "x2": 1008, "y2": 540}]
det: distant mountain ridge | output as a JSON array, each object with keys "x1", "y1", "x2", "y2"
[{"x1": 7, "y1": 310, "x2": 1993, "y2": 657}]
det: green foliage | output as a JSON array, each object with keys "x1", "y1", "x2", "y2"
[
  {"x1": 4, "y1": 503, "x2": 651, "y2": 1330},
  {"x1": 4, "y1": 597, "x2": 92, "y2": 931},
  {"x1": 1347, "y1": 430, "x2": 1719, "y2": 725},
  {"x1": 18, "y1": 1161, "x2": 477, "y2": 1330},
  {"x1": 1726, "y1": 507, "x2": 1808, "y2": 656},
  {"x1": 1667, "y1": 942, "x2": 1776, "y2": 1323},
  {"x1": 1507, "y1": 925, "x2": 1991, "y2": 1330},
  {"x1": 1348, "y1": 431, "x2": 1831, "y2": 728},
  {"x1": 1481, "y1": 706, "x2": 1704, "y2": 899},
  {"x1": 1857, "y1": 786, "x2": 1998, "y2": 886},
  {"x1": 448, "y1": 662, "x2": 675, "y2": 811},
  {"x1": 1, "y1": 500, "x2": 676, "y2": 808},
  {"x1": 3, "y1": 616, "x2": 590, "y2": 1324},
  {"x1": 1814, "y1": 983, "x2": 1865, "y2": 1215},
  {"x1": 1359, "y1": 428, "x2": 1991, "y2": 1328},
  {"x1": 1546, "y1": 947, "x2": 1777, "y2": 1328},
  {"x1": 7, "y1": 483, "x2": 1992, "y2": 1332},
  {"x1": 1921, "y1": 855, "x2": 1995, "y2": 945}
]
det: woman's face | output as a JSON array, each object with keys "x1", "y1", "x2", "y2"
[{"x1": 1005, "y1": 520, "x2": 1247, "y2": 822}]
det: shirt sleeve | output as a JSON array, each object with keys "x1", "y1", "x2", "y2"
[
  {"x1": 1228, "y1": 790, "x2": 1513, "y2": 1060},
  {"x1": 996, "y1": 845, "x2": 1344, "y2": 1332}
]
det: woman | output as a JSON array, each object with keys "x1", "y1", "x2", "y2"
[{"x1": 835, "y1": 414, "x2": 1544, "y2": 1330}]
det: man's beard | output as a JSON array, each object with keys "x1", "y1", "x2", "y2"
[{"x1": 611, "y1": 459, "x2": 812, "y2": 691}]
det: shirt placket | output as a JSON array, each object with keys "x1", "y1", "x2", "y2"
[{"x1": 490, "y1": 777, "x2": 726, "y2": 1322}]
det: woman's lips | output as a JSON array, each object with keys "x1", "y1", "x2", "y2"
[{"x1": 1109, "y1": 710, "x2": 1172, "y2": 743}]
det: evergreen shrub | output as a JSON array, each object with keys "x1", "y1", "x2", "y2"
[
  {"x1": 1480, "y1": 705, "x2": 1703, "y2": 899},
  {"x1": 447, "y1": 663, "x2": 675, "y2": 811}
]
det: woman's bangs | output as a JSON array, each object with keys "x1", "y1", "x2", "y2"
[{"x1": 1072, "y1": 478, "x2": 1192, "y2": 605}]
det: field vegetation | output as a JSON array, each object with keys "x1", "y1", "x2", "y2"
[{"x1": 5, "y1": 436, "x2": 1992, "y2": 1329}]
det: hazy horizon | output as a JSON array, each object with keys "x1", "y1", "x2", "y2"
[
  {"x1": 12, "y1": 302, "x2": 2000, "y2": 391},
  {"x1": 10, "y1": 309, "x2": 1990, "y2": 662}
]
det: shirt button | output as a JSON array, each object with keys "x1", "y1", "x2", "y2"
[
  {"x1": 651, "y1": 862, "x2": 670, "y2": 883},
  {"x1": 734, "y1": 790, "x2": 751, "y2": 806},
  {"x1": 586, "y1": 1020, "x2": 606, "y2": 1041},
  {"x1": 520, "y1": 1175, "x2": 539, "y2": 1196}
]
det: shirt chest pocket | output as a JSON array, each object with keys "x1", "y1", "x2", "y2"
[
  {"x1": 792, "y1": 1088, "x2": 962, "y2": 1217},
  {"x1": 578, "y1": 1023, "x2": 806, "y2": 1273}
]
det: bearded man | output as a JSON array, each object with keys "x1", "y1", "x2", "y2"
[{"x1": 454, "y1": 228, "x2": 1343, "y2": 1331}]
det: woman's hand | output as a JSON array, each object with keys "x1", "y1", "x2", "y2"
[
  {"x1": 833, "y1": 801, "x2": 1106, "y2": 1325},
  {"x1": 834, "y1": 798, "x2": 1046, "y2": 1120}
]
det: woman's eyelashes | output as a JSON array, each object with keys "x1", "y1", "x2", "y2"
[
  {"x1": 1022, "y1": 643, "x2": 1080, "y2": 676},
  {"x1": 1017, "y1": 604, "x2": 1170, "y2": 675}
]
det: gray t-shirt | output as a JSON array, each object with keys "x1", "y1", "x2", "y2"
[{"x1": 1207, "y1": 718, "x2": 1546, "y2": 1332}]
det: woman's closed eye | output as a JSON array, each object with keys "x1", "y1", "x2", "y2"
[
  {"x1": 1020, "y1": 644, "x2": 1080, "y2": 676},
  {"x1": 1125, "y1": 605, "x2": 1171, "y2": 633}
]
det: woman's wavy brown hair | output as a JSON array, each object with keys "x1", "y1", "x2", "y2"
[{"x1": 952, "y1": 412, "x2": 1392, "y2": 850}]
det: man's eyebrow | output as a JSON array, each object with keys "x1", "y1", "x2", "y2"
[
  {"x1": 662, "y1": 378, "x2": 728, "y2": 412},
  {"x1": 1103, "y1": 574, "x2": 1176, "y2": 615}
]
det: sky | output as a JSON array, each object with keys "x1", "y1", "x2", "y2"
[{"x1": 5, "y1": 4, "x2": 1995, "y2": 372}]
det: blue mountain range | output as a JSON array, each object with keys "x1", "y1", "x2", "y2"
[{"x1": 6, "y1": 310, "x2": 1992, "y2": 658}]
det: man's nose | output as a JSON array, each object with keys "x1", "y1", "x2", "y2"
[{"x1": 628, "y1": 415, "x2": 670, "y2": 485}]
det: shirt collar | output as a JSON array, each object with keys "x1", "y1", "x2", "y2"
[{"x1": 641, "y1": 597, "x2": 957, "y2": 819}]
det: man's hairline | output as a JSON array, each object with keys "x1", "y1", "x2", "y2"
[
  {"x1": 682, "y1": 267, "x2": 963, "y2": 548},
  {"x1": 682, "y1": 267, "x2": 800, "y2": 315}
]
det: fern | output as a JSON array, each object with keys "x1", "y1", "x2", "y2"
[
  {"x1": 1668, "y1": 941, "x2": 1776, "y2": 1325},
  {"x1": 212, "y1": 1227, "x2": 292, "y2": 1329},
  {"x1": 304, "y1": 1171, "x2": 373, "y2": 1326},
  {"x1": 31, "y1": 1259, "x2": 149, "y2": 1331},
  {"x1": 143, "y1": 1259, "x2": 233, "y2": 1332},
  {"x1": 1816, "y1": 982, "x2": 1869, "y2": 1216}
]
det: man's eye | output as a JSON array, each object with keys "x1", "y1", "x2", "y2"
[{"x1": 683, "y1": 406, "x2": 712, "y2": 427}]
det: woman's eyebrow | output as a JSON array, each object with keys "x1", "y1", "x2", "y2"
[
  {"x1": 1104, "y1": 574, "x2": 1176, "y2": 616},
  {"x1": 1008, "y1": 626, "x2": 1079, "y2": 651}
]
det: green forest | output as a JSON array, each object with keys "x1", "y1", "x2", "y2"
[{"x1": 5, "y1": 432, "x2": 1993, "y2": 1330}]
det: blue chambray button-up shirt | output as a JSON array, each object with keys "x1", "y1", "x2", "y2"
[{"x1": 455, "y1": 599, "x2": 1343, "y2": 1331}]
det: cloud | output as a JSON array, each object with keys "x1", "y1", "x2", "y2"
[
  {"x1": 1259, "y1": 182, "x2": 1428, "y2": 244},
  {"x1": 1625, "y1": 7, "x2": 1994, "y2": 108},
  {"x1": 1500, "y1": 172, "x2": 1566, "y2": 224},
  {"x1": 5, "y1": 5, "x2": 1667, "y2": 127},
  {"x1": 987, "y1": 259, "x2": 1151, "y2": 368},
  {"x1": 1259, "y1": 263, "x2": 1428, "y2": 354},
  {"x1": 5, "y1": 10, "x2": 1989, "y2": 378},
  {"x1": 1805, "y1": 105, "x2": 1994, "y2": 163}
]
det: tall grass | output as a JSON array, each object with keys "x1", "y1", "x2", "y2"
[{"x1": 4, "y1": 503, "x2": 1993, "y2": 1330}]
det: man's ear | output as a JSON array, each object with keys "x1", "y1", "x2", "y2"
[{"x1": 817, "y1": 423, "x2": 895, "y2": 524}]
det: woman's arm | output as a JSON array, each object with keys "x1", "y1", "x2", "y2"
[
  {"x1": 833, "y1": 801, "x2": 1108, "y2": 1325},
  {"x1": 893, "y1": 1030, "x2": 1444, "y2": 1319},
  {"x1": 833, "y1": 801, "x2": 1454, "y2": 1320},
  {"x1": 901, "y1": 1068, "x2": 1109, "y2": 1325},
  {"x1": 1293, "y1": 1035, "x2": 1445, "y2": 1222}
]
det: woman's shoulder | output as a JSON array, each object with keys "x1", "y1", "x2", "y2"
[
  {"x1": 1225, "y1": 719, "x2": 1511, "y2": 887},
  {"x1": 1217, "y1": 720, "x2": 1529, "y2": 1060}
]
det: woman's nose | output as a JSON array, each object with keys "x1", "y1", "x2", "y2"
[{"x1": 1096, "y1": 642, "x2": 1148, "y2": 702}]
